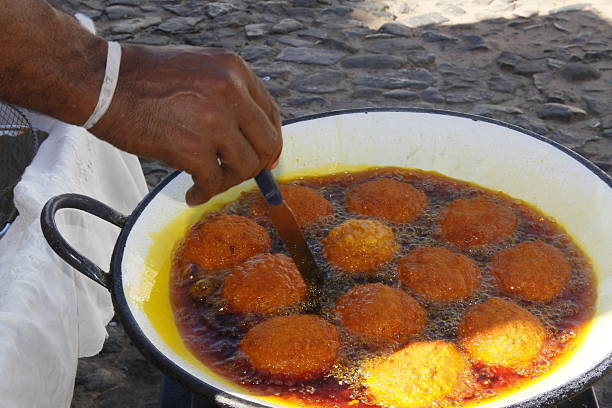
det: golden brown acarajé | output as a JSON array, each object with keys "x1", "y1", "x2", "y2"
[
  {"x1": 323, "y1": 219, "x2": 399, "y2": 273},
  {"x1": 334, "y1": 283, "x2": 427, "y2": 348},
  {"x1": 345, "y1": 178, "x2": 428, "y2": 223},
  {"x1": 222, "y1": 253, "x2": 307, "y2": 314},
  {"x1": 363, "y1": 340, "x2": 468, "y2": 408},
  {"x1": 491, "y1": 240, "x2": 571, "y2": 302},
  {"x1": 240, "y1": 315, "x2": 340, "y2": 380},
  {"x1": 180, "y1": 214, "x2": 271, "y2": 270},
  {"x1": 439, "y1": 196, "x2": 517, "y2": 248},
  {"x1": 398, "y1": 246, "x2": 481, "y2": 301},
  {"x1": 458, "y1": 297, "x2": 546, "y2": 370},
  {"x1": 251, "y1": 184, "x2": 333, "y2": 227}
]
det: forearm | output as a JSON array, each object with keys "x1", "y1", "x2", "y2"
[
  {"x1": 0, "y1": 0, "x2": 106, "y2": 125},
  {"x1": 0, "y1": 0, "x2": 282, "y2": 206}
]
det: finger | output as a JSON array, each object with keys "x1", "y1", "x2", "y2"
[
  {"x1": 243, "y1": 66, "x2": 282, "y2": 132},
  {"x1": 263, "y1": 100, "x2": 283, "y2": 169},
  {"x1": 217, "y1": 127, "x2": 260, "y2": 183},
  {"x1": 185, "y1": 125, "x2": 261, "y2": 206},
  {"x1": 186, "y1": 184, "x2": 212, "y2": 207},
  {"x1": 234, "y1": 61, "x2": 283, "y2": 167},
  {"x1": 184, "y1": 151, "x2": 225, "y2": 206},
  {"x1": 236, "y1": 95, "x2": 281, "y2": 170},
  {"x1": 246, "y1": 79, "x2": 283, "y2": 167},
  {"x1": 268, "y1": 119, "x2": 282, "y2": 169}
]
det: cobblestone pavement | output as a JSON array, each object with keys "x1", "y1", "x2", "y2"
[{"x1": 47, "y1": 0, "x2": 611, "y2": 407}]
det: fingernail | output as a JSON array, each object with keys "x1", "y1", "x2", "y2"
[{"x1": 270, "y1": 159, "x2": 280, "y2": 169}]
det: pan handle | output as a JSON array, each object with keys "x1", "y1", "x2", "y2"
[{"x1": 40, "y1": 193, "x2": 128, "y2": 290}]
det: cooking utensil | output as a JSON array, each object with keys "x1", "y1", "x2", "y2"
[
  {"x1": 40, "y1": 109, "x2": 612, "y2": 408},
  {"x1": 0, "y1": 102, "x2": 36, "y2": 239},
  {"x1": 254, "y1": 169, "x2": 323, "y2": 288}
]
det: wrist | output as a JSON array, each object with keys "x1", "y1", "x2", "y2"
[
  {"x1": 59, "y1": 33, "x2": 108, "y2": 125},
  {"x1": 88, "y1": 44, "x2": 146, "y2": 148},
  {"x1": 81, "y1": 41, "x2": 122, "y2": 129}
]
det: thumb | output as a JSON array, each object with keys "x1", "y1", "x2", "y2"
[{"x1": 185, "y1": 184, "x2": 213, "y2": 207}]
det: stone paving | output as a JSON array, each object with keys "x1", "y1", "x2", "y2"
[{"x1": 47, "y1": 0, "x2": 612, "y2": 406}]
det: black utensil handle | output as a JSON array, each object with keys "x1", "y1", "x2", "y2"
[
  {"x1": 40, "y1": 193, "x2": 128, "y2": 290},
  {"x1": 254, "y1": 169, "x2": 283, "y2": 206}
]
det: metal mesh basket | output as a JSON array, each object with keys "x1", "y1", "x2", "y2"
[{"x1": 0, "y1": 102, "x2": 43, "y2": 236}]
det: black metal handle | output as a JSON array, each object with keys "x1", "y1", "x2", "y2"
[
  {"x1": 254, "y1": 169, "x2": 283, "y2": 206},
  {"x1": 40, "y1": 193, "x2": 128, "y2": 290}
]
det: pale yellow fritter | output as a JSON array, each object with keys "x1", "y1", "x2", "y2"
[
  {"x1": 458, "y1": 297, "x2": 546, "y2": 370},
  {"x1": 363, "y1": 340, "x2": 468, "y2": 408}
]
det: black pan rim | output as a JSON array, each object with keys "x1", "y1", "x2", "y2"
[{"x1": 110, "y1": 107, "x2": 612, "y2": 408}]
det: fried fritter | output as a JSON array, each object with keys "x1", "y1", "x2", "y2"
[
  {"x1": 251, "y1": 184, "x2": 333, "y2": 227},
  {"x1": 345, "y1": 179, "x2": 428, "y2": 223},
  {"x1": 439, "y1": 196, "x2": 517, "y2": 248},
  {"x1": 334, "y1": 283, "x2": 426, "y2": 348},
  {"x1": 222, "y1": 253, "x2": 307, "y2": 314},
  {"x1": 240, "y1": 315, "x2": 340, "y2": 380},
  {"x1": 180, "y1": 214, "x2": 271, "y2": 270},
  {"x1": 491, "y1": 240, "x2": 571, "y2": 302},
  {"x1": 398, "y1": 246, "x2": 481, "y2": 301},
  {"x1": 323, "y1": 219, "x2": 398, "y2": 273},
  {"x1": 458, "y1": 297, "x2": 546, "y2": 370},
  {"x1": 363, "y1": 340, "x2": 468, "y2": 408}
]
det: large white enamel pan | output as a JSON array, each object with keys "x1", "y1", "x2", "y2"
[{"x1": 41, "y1": 109, "x2": 612, "y2": 408}]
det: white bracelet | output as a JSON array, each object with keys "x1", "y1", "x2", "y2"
[{"x1": 83, "y1": 41, "x2": 121, "y2": 130}]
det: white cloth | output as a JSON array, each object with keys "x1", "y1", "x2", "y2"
[{"x1": 0, "y1": 112, "x2": 148, "y2": 407}]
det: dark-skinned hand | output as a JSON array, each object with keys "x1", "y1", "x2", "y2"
[{"x1": 91, "y1": 44, "x2": 282, "y2": 206}]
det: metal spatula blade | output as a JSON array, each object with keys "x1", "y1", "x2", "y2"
[{"x1": 255, "y1": 169, "x2": 322, "y2": 287}]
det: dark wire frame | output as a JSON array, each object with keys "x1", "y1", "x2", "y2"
[
  {"x1": 0, "y1": 102, "x2": 32, "y2": 134},
  {"x1": 0, "y1": 102, "x2": 38, "y2": 237}
]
